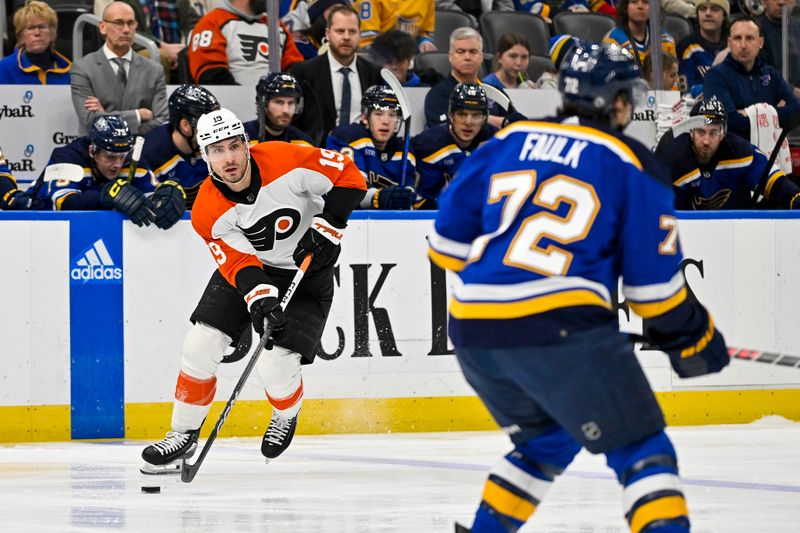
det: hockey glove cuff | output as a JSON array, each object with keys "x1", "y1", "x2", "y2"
[
  {"x1": 245, "y1": 284, "x2": 287, "y2": 345},
  {"x1": 373, "y1": 185, "x2": 415, "y2": 210},
  {"x1": 1, "y1": 188, "x2": 39, "y2": 210},
  {"x1": 292, "y1": 213, "x2": 345, "y2": 271},
  {"x1": 101, "y1": 178, "x2": 156, "y2": 227},
  {"x1": 648, "y1": 308, "x2": 730, "y2": 378},
  {"x1": 151, "y1": 180, "x2": 187, "y2": 230}
]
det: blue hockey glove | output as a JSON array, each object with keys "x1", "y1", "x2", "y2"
[
  {"x1": 373, "y1": 185, "x2": 414, "y2": 210},
  {"x1": 151, "y1": 180, "x2": 186, "y2": 230},
  {"x1": 101, "y1": 178, "x2": 156, "y2": 227}
]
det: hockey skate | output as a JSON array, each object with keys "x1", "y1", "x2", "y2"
[
  {"x1": 140, "y1": 430, "x2": 199, "y2": 474},
  {"x1": 261, "y1": 410, "x2": 298, "y2": 460}
]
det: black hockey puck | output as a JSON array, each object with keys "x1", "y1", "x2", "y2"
[{"x1": 141, "y1": 486, "x2": 161, "y2": 494}]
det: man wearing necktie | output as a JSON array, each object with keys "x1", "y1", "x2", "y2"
[
  {"x1": 70, "y1": 1, "x2": 168, "y2": 135},
  {"x1": 289, "y1": 4, "x2": 383, "y2": 146}
]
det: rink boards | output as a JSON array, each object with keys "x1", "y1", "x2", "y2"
[{"x1": 1, "y1": 211, "x2": 799, "y2": 443}]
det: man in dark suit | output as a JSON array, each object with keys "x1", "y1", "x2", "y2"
[
  {"x1": 289, "y1": 4, "x2": 382, "y2": 146},
  {"x1": 70, "y1": 1, "x2": 168, "y2": 135}
]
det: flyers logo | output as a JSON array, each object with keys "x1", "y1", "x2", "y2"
[
  {"x1": 241, "y1": 207, "x2": 301, "y2": 252},
  {"x1": 240, "y1": 34, "x2": 269, "y2": 61}
]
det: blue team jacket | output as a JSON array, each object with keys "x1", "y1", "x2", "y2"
[{"x1": 0, "y1": 48, "x2": 71, "y2": 85}]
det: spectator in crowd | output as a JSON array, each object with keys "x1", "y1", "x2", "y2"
[
  {"x1": 290, "y1": 5, "x2": 382, "y2": 145},
  {"x1": 522, "y1": 0, "x2": 617, "y2": 21},
  {"x1": 0, "y1": 145, "x2": 46, "y2": 210},
  {"x1": 657, "y1": 96, "x2": 800, "y2": 209},
  {"x1": 355, "y1": 0, "x2": 436, "y2": 51},
  {"x1": 188, "y1": 0, "x2": 303, "y2": 85},
  {"x1": 756, "y1": 0, "x2": 800, "y2": 88},
  {"x1": 413, "y1": 83, "x2": 498, "y2": 209},
  {"x1": 35, "y1": 115, "x2": 185, "y2": 231},
  {"x1": 243, "y1": 72, "x2": 315, "y2": 146},
  {"x1": 142, "y1": 84, "x2": 219, "y2": 210},
  {"x1": 603, "y1": 0, "x2": 677, "y2": 67},
  {"x1": 71, "y1": 2, "x2": 168, "y2": 135},
  {"x1": 94, "y1": 0, "x2": 188, "y2": 79},
  {"x1": 370, "y1": 29, "x2": 443, "y2": 87},
  {"x1": 326, "y1": 85, "x2": 416, "y2": 210},
  {"x1": 483, "y1": 32, "x2": 537, "y2": 90},
  {"x1": 436, "y1": 0, "x2": 513, "y2": 27},
  {"x1": 281, "y1": 0, "x2": 349, "y2": 59},
  {"x1": 703, "y1": 15, "x2": 800, "y2": 139},
  {"x1": 643, "y1": 51, "x2": 679, "y2": 89},
  {"x1": 537, "y1": 34, "x2": 579, "y2": 90},
  {"x1": 677, "y1": 0, "x2": 729, "y2": 97},
  {"x1": 0, "y1": 0, "x2": 70, "y2": 85},
  {"x1": 660, "y1": 0, "x2": 698, "y2": 18},
  {"x1": 424, "y1": 27, "x2": 488, "y2": 127}
]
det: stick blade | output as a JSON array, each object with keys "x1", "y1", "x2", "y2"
[
  {"x1": 43, "y1": 163, "x2": 84, "y2": 183},
  {"x1": 480, "y1": 83, "x2": 510, "y2": 112},
  {"x1": 180, "y1": 458, "x2": 196, "y2": 483},
  {"x1": 380, "y1": 68, "x2": 411, "y2": 119}
]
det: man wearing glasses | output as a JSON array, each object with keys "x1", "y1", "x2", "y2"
[
  {"x1": 70, "y1": 1, "x2": 168, "y2": 135},
  {"x1": 658, "y1": 96, "x2": 800, "y2": 210}
]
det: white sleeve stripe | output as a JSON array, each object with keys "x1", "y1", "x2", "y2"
[
  {"x1": 428, "y1": 229, "x2": 471, "y2": 259},
  {"x1": 622, "y1": 473, "x2": 684, "y2": 515},
  {"x1": 491, "y1": 457, "x2": 553, "y2": 502},
  {"x1": 622, "y1": 271, "x2": 685, "y2": 303}
]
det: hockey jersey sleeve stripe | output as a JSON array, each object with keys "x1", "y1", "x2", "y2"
[
  {"x1": 391, "y1": 151, "x2": 416, "y2": 164},
  {"x1": 681, "y1": 43, "x2": 704, "y2": 61},
  {"x1": 622, "y1": 271, "x2": 685, "y2": 303},
  {"x1": 453, "y1": 276, "x2": 612, "y2": 304},
  {"x1": 764, "y1": 167, "x2": 785, "y2": 199},
  {"x1": 674, "y1": 168, "x2": 700, "y2": 187},
  {"x1": 715, "y1": 155, "x2": 753, "y2": 171},
  {"x1": 428, "y1": 228, "x2": 471, "y2": 259},
  {"x1": 52, "y1": 189, "x2": 79, "y2": 209},
  {"x1": 628, "y1": 287, "x2": 687, "y2": 318},
  {"x1": 154, "y1": 154, "x2": 182, "y2": 177},
  {"x1": 450, "y1": 289, "x2": 611, "y2": 319},
  {"x1": 423, "y1": 144, "x2": 460, "y2": 164},
  {"x1": 428, "y1": 247, "x2": 466, "y2": 272},
  {"x1": 496, "y1": 121, "x2": 643, "y2": 170}
]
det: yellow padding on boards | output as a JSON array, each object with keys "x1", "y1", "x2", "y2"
[
  {"x1": 629, "y1": 495, "x2": 688, "y2": 533},
  {"x1": 0, "y1": 405, "x2": 70, "y2": 443},
  {"x1": 482, "y1": 480, "x2": 536, "y2": 522}
]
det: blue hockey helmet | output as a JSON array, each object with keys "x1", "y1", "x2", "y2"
[
  {"x1": 690, "y1": 95, "x2": 727, "y2": 135},
  {"x1": 559, "y1": 42, "x2": 646, "y2": 123},
  {"x1": 169, "y1": 84, "x2": 220, "y2": 128},
  {"x1": 89, "y1": 114, "x2": 133, "y2": 153},
  {"x1": 448, "y1": 82, "x2": 489, "y2": 117}
]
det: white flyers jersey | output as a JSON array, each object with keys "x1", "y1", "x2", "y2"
[{"x1": 191, "y1": 142, "x2": 366, "y2": 287}]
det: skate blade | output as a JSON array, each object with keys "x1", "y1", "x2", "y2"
[{"x1": 140, "y1": 461, "x2": 182, "y2": 475}]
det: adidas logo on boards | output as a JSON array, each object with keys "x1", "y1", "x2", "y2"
[{"x1": 70, "y1": 239, "x2": 123, "y2": 283}]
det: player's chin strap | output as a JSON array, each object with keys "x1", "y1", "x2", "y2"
[{"x1": 207, "y1": 144, "x2": 252, "y2": 185}]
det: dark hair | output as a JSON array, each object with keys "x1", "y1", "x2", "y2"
[
  {"x1": 371, "y1": 29, "x2": 417, "y2": 63},
  {"x1": 496, "y1": 32, "x2": 530, "y2": 57},
  {"x1": 729, "y1": 14, "x2": 762, "y2": 37},
  {"x1": 616, "y1": 0, "x2": 658, "y2": 32},
  {"x1": 326, "y1": 4, "x2": 359, "y2": 28}
]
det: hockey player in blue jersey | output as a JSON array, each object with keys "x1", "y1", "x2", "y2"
[
  {"x1": 657, "y1": 96, "x2": 800, "y2": 210},
  {"x1": 326, "y1": 84, "x2": 416, "y2": 210},
  {"x1": 0, "y1": 145, "x2": 45, "y2": 210},
  {"x1": 430, "y1": 43, "x2": 729, "y2": 533},
  {"x1": 243, "y1": 73, "x2": 315, "y2": 147},
  {"x1": 411, "y1": 83, "x2": 498, "y2": 209},
  {"x1": 35, "y1": 115, "x2": 178, "y2": 228},
  {"x1": 142, "y1": 84, "x2": 220, "y2": 213}
]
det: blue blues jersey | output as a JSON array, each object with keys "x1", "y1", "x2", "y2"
[
  {"x1": 429, "y1": 118, "x2": 690, "y2": 348},
  {"x1": 243, "y1": 120, "x2": 315, "y2": 147},
  {"x1": 411, "y1": 123, "x2": 498, "y2": 209},
  {"x1": 142, "y1": 124, "x2": 208, "y2": 209},
  {"x1": 326, "y1": 122, "x2": 416, "y2": 190},
  {"x1": 660, "y1": 131, "x2": 798, "y2": 209},
  {"x1": 0, "y1": 162, "x2": 16, "y2": 198},
  {"x1": 35, "y1": 137, "x2": 155, "y2": 210},
  {"x1": 676, "y1": 34, "x2": 726, "y2": 98}
]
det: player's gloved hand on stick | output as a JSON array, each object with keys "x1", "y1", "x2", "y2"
[
  {"x1": 100, "y1": 178, "x2": 155, "y2": 227},
  {"x1": 645, "y1": 307, "x2": 729, "y2": 378},
  {"x1": 373, "y1": 185, "x2": 415, "y2": 210},
  {"x1": 292, "y1": 213, "x2": 345, "y2": 271},
  {"x1": 1, "y1": 188, "x2": 45, "y2": 210},
  {"x1": 150, "y1": 180, "x2": 186, "y2": 230},
  {"x1": 502, "y1": 104, "x2": 528, "y2": 128},
  {"x1": 245, "y1": 284, "x2": 287, "y2": 347}
]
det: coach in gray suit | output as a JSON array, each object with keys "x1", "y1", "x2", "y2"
[{"x1": 70, "y1": 1, "x2": 168, "y2": 135}]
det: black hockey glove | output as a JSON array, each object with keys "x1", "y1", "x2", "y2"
[
  {"x1": 502, "y1": 109, "x2": 528, "y2": 128},
  {"x1": 245, "y1": 284, "x2": 287, "y2": 346},
  {"x1": 100, "y1": 178, "x2": 155, "y2": 227},
  {"x1": 1, "y1": 188, "x2": 46, "y2": 210},
  {"x1": 292, "y1": 213, "x2": 345, "y2": 271},
  {"x1": 644, "y1": 307, "x2": 729, "y2": 378},
  {"x1": 150, "y1": 180, "x2": 186, "y2": 230},
  {"x1": 373, "y1": 185, "x2": 414, "y2": 210}
]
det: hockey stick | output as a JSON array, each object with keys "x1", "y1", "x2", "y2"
[
  {"x1": 627, "y1": 333, "x2": 800, "y2": 369},
  {"x1": 380, "y1": 68, "x2": 413, "y2": 187},
  {"x1": 751, "y1": 111, "x2": 800, "y2": 203},
  {"x1": 126, "y1": 136, "x2": 145, "y2": 184},
  {"x1": 480, "y1": 83, "x2": 511, "y2": 112},
  {"x1": 181, "y1": 254, "x2": 313, "y2": 483}
]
